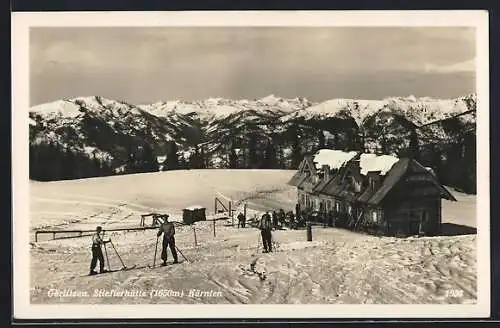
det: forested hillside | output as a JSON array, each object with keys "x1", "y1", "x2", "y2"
[{"x1": 29, "y1": 94, "x2": 477, "y2": 193}]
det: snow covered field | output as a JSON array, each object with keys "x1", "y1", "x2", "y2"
[{"x1": 29, "y1": 170, "x2": 477, "y2": 304}]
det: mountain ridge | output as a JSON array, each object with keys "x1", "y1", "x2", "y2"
[
  {"x1": 28, "y1": 93, "x2": 476, "y2": 193},
  {"x1": 31, "y1": 93, "x2": 475, "y2": 119}
]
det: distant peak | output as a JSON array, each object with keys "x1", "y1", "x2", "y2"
[{"x1": 259, "y1": 94, "x2": 282, "y2": 102}]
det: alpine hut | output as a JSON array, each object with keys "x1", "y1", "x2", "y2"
[{"x1": 288, "y1": 149, "x2": 457, "y2": 237}]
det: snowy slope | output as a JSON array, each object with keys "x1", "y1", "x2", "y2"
[{"x1": 29, "y1": 170, "x2": 477, "y2": 305}]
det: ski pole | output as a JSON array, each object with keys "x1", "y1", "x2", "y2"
[
  {"x1": 153, "y1": 235, "x2": 159, "y2": 267},
  {"x1": 103, "y1": 240, "x2": 111, "y2": 271},
  {"x1": 102, "y1": 231, "x2": 111, "y2": 270},
  {"x1": 109, "y1": 240, "x2": 126, "y2": 268},
  {"x1": 175, "y1": 245, "x2": 190, "y2": 263}
]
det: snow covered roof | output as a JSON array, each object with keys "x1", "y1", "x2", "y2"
[
  {"x1": 184, "y1": 205, "x2": 205, "y2": 211},
  {"x1": 312, "y1": 149, "x2": 358, "y2": 170},
  {"x1": 312, "y1": 149, "x2": 399, "y2": 176},
  {"x1": 359, "y1": 153, "x2": 399, "y2": 176}
]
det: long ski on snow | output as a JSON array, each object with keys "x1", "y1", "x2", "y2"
[{"x1": 83, "y1": 265, "x2": 138, "y2": 277}]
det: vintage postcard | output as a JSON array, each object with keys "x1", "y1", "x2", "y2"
[{"x1": 12, "y1": 10, "x2": 490, "y2": 319}]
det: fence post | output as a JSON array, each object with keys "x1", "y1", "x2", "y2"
[
  {"x1": 243, "y1": 203, "x2": 247, "y2": 219},
  {"x1": 306, "y1": 222, "x2": 312, "y2": 241},
  {"x1": 229, "y1": 201, "x2": 233, "y2": 226},
  {"x1": 213, "y1": 220, "x2": 216, "y2": 238},
  {"x1": 214, "y1": 197, "x2": 218, "y2": 215},
  {"x1": 35, "y1": 232, "x2": 38, "y2": 242},
  {"x1": 193, "y1": 226, "x2": 198, "y2": 246}
]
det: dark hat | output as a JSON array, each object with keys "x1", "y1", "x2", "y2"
[{"x1": 96, "y1": 226, "x2": 102, "y2": 231}]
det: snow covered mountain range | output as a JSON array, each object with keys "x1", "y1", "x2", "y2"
[{"x1": 29, "y1": 93, "x2": 476, "y2": 175}]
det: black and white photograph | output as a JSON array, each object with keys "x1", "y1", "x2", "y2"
[{"x1": 12, "y1": 11, "x2": 489, "y2": 319}]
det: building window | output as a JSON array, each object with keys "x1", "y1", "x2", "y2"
[
  {"x1": 347, "y1": 204, "x2": 352, "y2": 215},
  {"x1": 353, "y1": 178, "x2": 361, "y2": 192},
  {"x1": 327, "y1": 200, "x2": 332, "y2": 210},
  {"x1": 372, "y1": 210, "x2": 378, "y2": 223},
  {"x1": 335, "y1": 202, "x2": 340, "y2": 212}
]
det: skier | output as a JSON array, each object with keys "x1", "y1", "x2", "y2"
[
  {"x1": 291, "y1": 212, "x2": 297, "y2": 229},
  {"x1": 237, "y1": 212, "x2": 246, "y2": 228},
  {"x1": 157, "y1": 214, "x2": 179, "y2": 266},
  {"x1": 259, "y1": 212, "x2": 273, "y2": 253},
  {"x1": 295, "y1": 203, "x2": 301, "y2": 218},
  {"x1": 89, "y1": 226, "x2": 110, "y2": 275},
  {"x1": 328, "y1": 211, "x2": 334, "y2": 227}
]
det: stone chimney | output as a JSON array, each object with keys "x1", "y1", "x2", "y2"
[{"x1": 322, "y1": 165, "x2": 330, "y2": 181}]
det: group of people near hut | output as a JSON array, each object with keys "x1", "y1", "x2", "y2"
[
  {"x1": 255, "y1": 206, "x2": 335, "y2": 253},
  {"x1": 236, "y1": 207, "x2": 309, "y2": 231},
  {"x1": 236, "y1": 204, "x2": 329, "y2": 254}
]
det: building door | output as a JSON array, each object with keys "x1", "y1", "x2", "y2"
[
  {"x1": 419, "y1": 210, "x2": 428, "y2": 235},
  {"x1": 408, "y1": 210, "x2": 420, "y2": 235}
]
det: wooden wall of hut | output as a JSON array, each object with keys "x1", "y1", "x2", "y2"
[{"x1": 383, "y1": 174, "x2": 442, "y2": 236}]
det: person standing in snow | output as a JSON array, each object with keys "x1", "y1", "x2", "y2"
[
  {"x1": 328, "y1": 210, "x2": 334, "y2": 227},
  {"x1": 285, "y1": 211, "x2": 291, "y2": 229},
  {"x1": 259, "y1": 212, "x2": 273, "y2": 253},
  {"x1": 157, "y1": 214, "x2": 179, "y2": 266},
  {"x1": 272, "y1": 211, "x2": 279, "y2": 229},
  {"x1": 278, "y1": 209, "x2": 286, "y2": 228},
  {"x1": 237, "y1": 212, "x2": 246, "y2": 228},
  {"x1": 89, "y1": 226, "x2": 110, "y2": 275}
]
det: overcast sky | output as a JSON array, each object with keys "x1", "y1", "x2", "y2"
[{"x1": 30, "y1": 27, "x2": 475, "y2": 106}]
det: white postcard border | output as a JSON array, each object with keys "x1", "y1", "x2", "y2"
[{"x1": 12, "y1": 10, "x2": 490, "y2": 319}]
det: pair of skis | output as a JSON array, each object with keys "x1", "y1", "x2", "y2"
[
  {"x1": 83, "y1": 238, "x2": 135, "y2": 277},
  {"x1": 256, "y1": 234, "x2": 279, "y2": 253}
]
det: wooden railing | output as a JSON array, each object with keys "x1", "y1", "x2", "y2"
[{"x1": 33, "y1": 225, "x2": 181, "y2": 242}]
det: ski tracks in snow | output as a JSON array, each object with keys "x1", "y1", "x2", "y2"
[
  {"x1": 31, "y1": 193, "x2": 165, "y2": 230},
  {"x1": 30, "y1": 204, "x2": 477, "y2": 305},
  {"x1": 33, "y1": 193, "x2": 161, "y2": 212}
]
